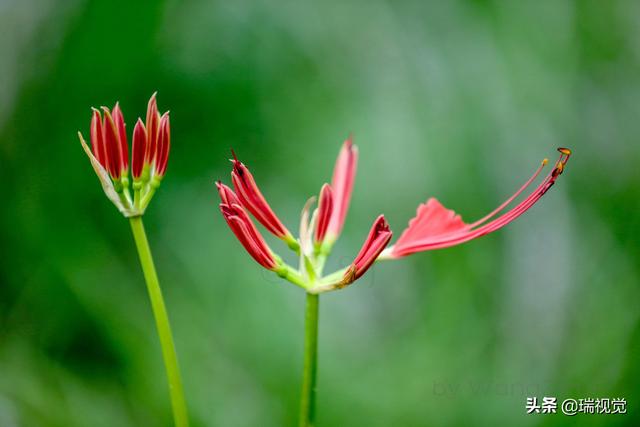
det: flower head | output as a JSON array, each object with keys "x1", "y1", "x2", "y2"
[
  {"x1": 381, "y1": 148, "x2": 572, "y2": 258},
  {"x1": 217, "y1": 137, "x2": 387, "y2": 293},
  {"x1": 78, "y1": 93, "x2": 170, "y2": 217},
  {"x1": 217, "y1": 138, "x2": 571, "y2": 294}
]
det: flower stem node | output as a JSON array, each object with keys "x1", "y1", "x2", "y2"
[{"x1": 78, "y1": 93, "x2": 171, "y2": 217}]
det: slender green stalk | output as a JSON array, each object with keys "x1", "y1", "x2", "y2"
[
  {"x1": 129, "y1": 216, "x2": 189, "y2": 427},
  {"x1": 299, "y1": 292, "x2": 319, "y2": 427}
]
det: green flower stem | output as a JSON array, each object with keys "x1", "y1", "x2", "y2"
[
  {"x1": 299, "y1": 292, "x2": 319, "y2": 427},
  {"x1": 129, "y1": 216, "x2": 189, "y2": 427}
]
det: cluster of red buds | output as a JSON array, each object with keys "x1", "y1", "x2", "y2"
[
  {"x1": 217, "y1": 140, "x2": 571, "y2": 293},
  {"x1": 79, "y1": 93, "x2": 170, "y2": 216}
]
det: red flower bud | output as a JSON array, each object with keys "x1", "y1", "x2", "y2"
[
  {"x1": 343, "y1": 215, "x2": 392, "y2": 284},
  {"x1": 231, "y1": 153, "x2": 293, "y2": 241},
  {"x1": 131, "y1": 119, "x2": 147, "y2": 180},
  {"x1": 314, "y1": 184, "x2": 333, "y2": 244},
  {"x1": 101, "y1": 107, "x2": 126, "y2": 180},
  {"x1": 80, "y1": 92, "x2": 171, "y2": 216},
  {"x1": 90, "y1": 109, "x2": 107, "y2": 169},
  {"x1": 216, "y1": 181, "x2": 241, "y2": 206},
  {"x1": 145, "y1": 92, "x2": 160, "y2": 166},
  {"x1": 220, "y1": 203, "x2": 278, "y2": 270},
  {"x1": 155, "y1": 112, "x2": 170, "y2": 177},
  {"x1": 112, "y1": 103, "x2": 129, "y2": 173}
]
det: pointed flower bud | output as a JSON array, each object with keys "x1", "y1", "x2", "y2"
[
  {"x1": 220, "y1": 203, "x2": 279, "y2": 270},
  {"x1": 382, "y1": 148, "x2": 572, "y2": 258},
  {"x1": 101, "y1": 107, "x2": 126, "y2": 180},
  {"x1": 216, "y1": 181, "x2": 241, "y2": 205},
  {"x1": 314, "y1": 184, "x2": 333, "y2": 245},
  {"x1": 145, "y1": 92, "x2": 160, "y2": 166},
  {"x1": 326, "y1": 137, "x2": 358, "y2": 241},
  {"x1": 112, "y1": 103, "x2": 129, "y2": 173},
  {"x1": 78, "y1": 92, "x2": 171, "y2": 217},
  {"x1": 131, "y1": 119, "x2": 147, "y2": 180},
  {"x1": 342, "y1": 215, "x2": 392, "y2": 285},
  {"x1": 230, "y1": 151, "x2": 297, "y2": 248},
  {"x1": 155, "y1": 112, "x2": 171, "y2": 177},
  {"x1": 90, "y1": 109, "x2": 107, "y2": 169}
]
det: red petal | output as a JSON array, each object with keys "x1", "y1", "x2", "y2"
[
  {"x1": 327, "y1": 137, "x2": 358, "y2": 238},
  {"x1": 389, "y1": 149, "x2": 572, "y2": 257}
]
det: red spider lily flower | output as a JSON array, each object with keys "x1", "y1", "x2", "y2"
[
  {"x1": 230, "y1": 151, "x2": 297, "y2": 248},
  {"x1": 217, "y1": 140, "x2": 570, "y2": 294},
  {"x1": 382, "y1": 148, "x2": 572, "y2": 258},
  {"x1": 314, "y1": 184, "x2": 333, "y2": 245},
  {"x1": 325, "y1": 137, "x2": 358, "y2": 242},
  {"x1": 220, "y1": 202, "x2": 279, "y2": 270},
  {"x1": 78, "y1": 93, "x2": 170, "y2": 216}
]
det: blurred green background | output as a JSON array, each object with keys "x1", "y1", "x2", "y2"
[{"x1": 1, "y1": 0, "x2": 639, "y2": 426}]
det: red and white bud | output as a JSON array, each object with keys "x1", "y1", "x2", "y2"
[
  {"x1": 90, "y1": 109, "x2": 107, "y2": 169},
  {"x1": 101, "y1": 107, "x2": 126, "y2": 180},
  {"x1": 220, "y1": 203, "x2": 279, "y2": 270},
  {"x1": 314, "y1": 184, "x2": 333, "y2": 245},
  {"x1": 230, "y1": 152, "x2": 295, "y2": 246},
  {"x1": 216, "y1": 181, "x2": 241, "y2": 206},
  {"x1": 342, "y1": 215, "x2": 392, "y2": 284},
  {"x1": 131, "y1": 119, "x2": 147, "y2": 180},
  {"x1": 155, "y1": 112, "x2": 170, "y2": 177},
  {"x1": 112, "y1": 103, "x2": 129, "y2": 173},
  {"x1": 145, "y1": 92, "x2": 160, "y2": 166}
]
